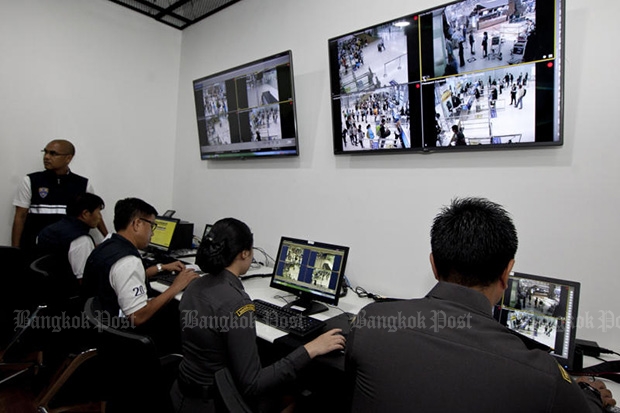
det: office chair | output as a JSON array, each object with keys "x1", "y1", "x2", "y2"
[
  {"x1": 0, "y1": 246, "x2": 45, "y2": 385},
  {"x1": 34, "y1": 347, "x2": 102, "y2": 413},
  {"x1": 84, "y1": 296, "x2": 182, "y2": 412},
  {"x1": 29, "y1": 253, "x2": 81, "y2": 307},
  {"x1": 214, "y1": 367, "x2": 253, "y2": 413}
]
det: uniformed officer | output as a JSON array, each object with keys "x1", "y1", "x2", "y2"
[
  {"x1": 12, "y1": 139, "x2": 108, "y2": 255},
  {"x1": 171, "y1": 218, "x2": 345, "y2": 412},
  {"x1": 345, "y1": 197, "x2": 615, "y2": 412}
]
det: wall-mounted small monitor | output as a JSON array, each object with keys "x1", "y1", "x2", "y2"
[
  {"x1": 193, "y1": 50, "x2": 300, "y2": 160},
  {"x1": 328, "y1": 0, "x2": 564, "y2": 154}
]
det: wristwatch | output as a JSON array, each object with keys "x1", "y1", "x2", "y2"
[{"x1": 156, "y1": 263, "x2": 163, "y2": 273}]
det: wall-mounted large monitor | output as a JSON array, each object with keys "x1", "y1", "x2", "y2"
[
  {"x1": 193, "y1": 50, "x2": 300, "y2": 160},
  {"x1": 328, "y1": 0, "x2": 564, "y2": 154}
]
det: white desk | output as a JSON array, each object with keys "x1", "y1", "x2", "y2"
[{"x1": 150, "y1": 265, "x2": 372, "y2": 343}]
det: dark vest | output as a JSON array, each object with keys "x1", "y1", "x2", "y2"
[
  {"x1": 37, "y1": 216, "x2": 93, "y2": 259},
  {"x1": 82, "y1": 234, "x2": 142, "y2": 316},
  {"x1": 21, "y1": 170, "x2": 89, "y2": 252},
  {"x1": 36, "y1": 216, "x2": 93, "y2": 296}
]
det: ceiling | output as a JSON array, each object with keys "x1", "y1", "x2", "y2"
[{"x1": 108, "y1": 0, "x2": 242, "y2": 30}]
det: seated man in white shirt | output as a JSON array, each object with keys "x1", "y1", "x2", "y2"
[
  {"x1": 37, "y1": 192, "x2": 105, "y2": 283},
  {"x1": 82, "y1": 197, "x2": 198, "y2": 353}
]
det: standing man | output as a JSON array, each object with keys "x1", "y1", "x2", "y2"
[
  {"x1": 516, "y1": 85, "x2": 527, "y2": 109},
  {"x1": 346, "y1": 197, "x2": 615, "y2": 412},
  {"x1": 12, "y1": 139, "x2": 108, "y2": 255}
]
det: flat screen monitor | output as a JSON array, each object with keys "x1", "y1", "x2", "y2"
[
  {"x1": 149, "y1": 216, "x2": 179, "y2": 253},
  {"x1": 201, "y1": 223, "x2": 213, "y2": 241},
  {"x1": 493, "y1": 271, "x2": 580, "y2": 370},
  {"x1": 192, "y1": 50, "x2": 300, "y2": 160},
  {"x1": 270, "y1": 236, "x2": 350, "y2": 315},
  {"x1": 328, "y1": 0, "x2": 564, "y2": 154}
]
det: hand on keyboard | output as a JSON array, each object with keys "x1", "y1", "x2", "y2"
[
  {"x1": 168, "y1": 267, "x2": 199, "y2": 293},
  {"x1": 162, "y1": 261, "x2": 186, "y2": 273},
  {"x1": 304, "y1": 328, "x2": 346, "y2": 358}
]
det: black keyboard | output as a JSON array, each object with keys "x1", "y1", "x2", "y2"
[
  {"x1": 252, "y1": 299, "x2": 326, "y2": 338},
  {"x1": 151, "y1": 271, "x2": 178, "y2": 286},
  {"x1": 169, "y1": 248, "x2": 197, "y2": 258},
  {"x1": 152, "y1": 269, "x2": 204, "y2": 286}
]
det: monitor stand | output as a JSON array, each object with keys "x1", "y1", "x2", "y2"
[{"x1": 283, "y1": 298, "x2": 328, "y2": 316}]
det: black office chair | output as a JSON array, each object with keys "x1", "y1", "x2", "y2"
[
  {"x1": 215, "y1": 367, "x2": 254, "y2": 413},
  {"x1": 0, "y1": 246, "x2": 46, "y2": 385},
  {"x1": 33, "y1": 347, "x2": 102, "y2": 413},
  {"x1": 29, "y1": 253, "x2": 81, "y2": 307},
  {"x1": 84, "y1": 296, "x2": 182, "y2": 412}
]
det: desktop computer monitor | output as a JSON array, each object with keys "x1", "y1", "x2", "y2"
[
  {"x1": 493, "y1": 271, "x2": 581, "y2": 370},
  {"x1": 269, "y1": 236, "x2": 349, "y2": 315},
  {"x1": 148, "y1": 216, "x2": 179, "y2": 253},
  {"x1": 202, "y1": 223, "x2": 213, "y2": 241}
]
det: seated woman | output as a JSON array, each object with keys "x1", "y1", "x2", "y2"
[{"x1": 170, "y1": 218, "x2": 345, "y2": 412}]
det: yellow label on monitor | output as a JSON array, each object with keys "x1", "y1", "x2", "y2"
[{"x1": 151, "y1": 219, "x2": 177, "y2": 249}]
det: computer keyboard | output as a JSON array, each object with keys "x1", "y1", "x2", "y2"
[
  {"x1": 169, "y1": 248, "x2": 197, "y2": 258},
  {"x1": 151, "y1": 271, "x2": 179, "y2": 286},
  {"x1": 152, "y1": 268, "x2": 205, "y2": 286},
  {"x1": 252, "y1": 299, "x2": 326, "y2": 338}
]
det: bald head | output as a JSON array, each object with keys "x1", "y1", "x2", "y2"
[
  {"x1": 42, "y1": 140, "x2": 75, "y2": 174},
  {"x1": 48, "y1": 139, "x2": 75, "y2": 155}
]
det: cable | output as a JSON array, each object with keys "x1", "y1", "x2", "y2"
[
  {"x1": 352, "y1": 285, "x2": 401, "y2": 302},
  {"x1": 253, "y1": 247, "x2": 274, "y2": 267}
]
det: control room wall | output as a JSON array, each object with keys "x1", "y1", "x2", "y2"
[
  {"x1": 1, "y1": 0, "x2": 182, "y2": 242},
  {"x1": 173, "y1": 0, "x2": 620, "y2": 346}
]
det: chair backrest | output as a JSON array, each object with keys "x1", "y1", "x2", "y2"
[
  {"x1": 30, "y1": 253, "x2": 80, "y2": 304},
  {"x1": 84, "y1": 296, "x2": 178, "y2": 412},
  {"x1": 0, "y1": 246, "x2": 36, "y2": 349},
  {"x1": 215, "y1": 367, "x2": 254, "y2": 413}
]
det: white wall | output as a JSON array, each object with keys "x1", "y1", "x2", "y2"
[
  {"x1": 174, "y1": 0, "x2": 620, "y2": 346},
  {"x1": 0, "y1": 0, "x2": 182, "y2": 235},
  {"x1": 1, "y1": 0, "x2": 618, "y2": 347}
]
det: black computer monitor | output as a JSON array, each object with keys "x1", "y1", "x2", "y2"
[
  {"x1": 202, "y1": 223, "x2": 213, "y2": 241},
  {"x1": 494, "y1": 271, "x2": 580, "y2": 370},
  {"x1": 148, "y1": 216, "x2": 180, "y2": 253},
  {"x1": 269, "y1": 236, "x2": 349, "y2": 315}
]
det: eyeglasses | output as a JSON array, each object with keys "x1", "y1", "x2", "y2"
[
  {"x1": 139, "y1": 218, "x2": 158, "y2": 232},
  {"x1": 41, "y1": 149, "x2": 70, "y2": 157}
]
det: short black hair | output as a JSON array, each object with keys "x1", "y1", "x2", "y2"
[
  {"x1": 113, "y1": 198, "x2": 157, "y2": 232},
  {"x1": 66, "y1": 193, "x2": 105, "y2": 217},
  {"x1": 430, "y1": 197, "x2": 518, "y2": 287},
  {"x1": 195, "y1": 218, "x2": 253, "y2": 274}
]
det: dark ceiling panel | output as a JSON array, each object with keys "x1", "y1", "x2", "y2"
[{"x1": 108, "y1": 0, "x2": 242, "y2": 30}]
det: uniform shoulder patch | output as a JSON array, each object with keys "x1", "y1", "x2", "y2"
[
  {"x1": 235, "y1": 304, "x2": 255, "y2": 317},
  {"x1": 557, "y1": 363, "x2": 572, "y2": 383}
]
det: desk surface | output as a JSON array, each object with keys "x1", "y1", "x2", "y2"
[
  {"x1": 150, "y1": 268, "x2": 620, "y2": 399},
  {"x1": 150, "y1": 265, "x2": 372, "y2": 343}
]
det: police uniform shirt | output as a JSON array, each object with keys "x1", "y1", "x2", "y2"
[
  {"x1": 345, "y1": 282, "x2": 602, "y2": 413},
  {"x1": 177, "y1": 269, "x2": 310, "y2": 398}
]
